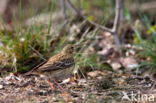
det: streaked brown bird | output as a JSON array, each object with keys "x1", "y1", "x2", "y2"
[{"x1": 26, "y1": 44, "x2": 75, "y2": 80}]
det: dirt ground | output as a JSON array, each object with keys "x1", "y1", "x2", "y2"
[{"x1": 0, "y1": 70, "x2": 156, "y2": 103}]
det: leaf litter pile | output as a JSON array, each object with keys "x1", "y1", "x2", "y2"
[{"x1": 0, "y1": 70, "x2": 156, "y2": 103}]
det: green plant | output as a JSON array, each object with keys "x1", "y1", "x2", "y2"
[
  {"x1": 138, "y1": 25, "x2": 156, "y2": 71},
  {"x1": 139, "y1": 37, "x2": 156, "y2": 71},
  {"x1": 0, "y1": 25, "x2": 51, "y2": 72}
]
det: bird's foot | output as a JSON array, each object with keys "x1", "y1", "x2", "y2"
[{"x1": 47, "y1": 79, "x2": 55, "y2": 90}]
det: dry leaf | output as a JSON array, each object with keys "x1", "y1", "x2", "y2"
[
  {"x1": 114, "y1": 78, "x2": 125, "y2": 85},
  {"x1": 111, "y1": 62, "x2": 121, "y2": 70},
  {"x1": 0, "y1": 85, "x2": 3, "y2": 89},
  {"x1": 61, "y1": 78, "x2": 70, "y2": 84},
  {"x1": 120, "y1": 57, "x2": 138, "y2": 70},
  {"x1": 87, "y1": 70, "x2": 109, "y2": 78}
]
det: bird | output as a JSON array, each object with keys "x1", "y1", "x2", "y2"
[{"x1": 25, "y1": 44, "x2": 75, "y2": 80}]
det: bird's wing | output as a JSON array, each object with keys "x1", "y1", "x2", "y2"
[{"x1": 37, "y1": 58, "x2": 74, "y2": 72}]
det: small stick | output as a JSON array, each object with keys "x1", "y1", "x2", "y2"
[{"x1": 65, "y1": 0, "x2": 123, "y2": 51}]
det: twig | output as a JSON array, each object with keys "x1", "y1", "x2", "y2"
[
  {"x1": 27, "y1": 61, "x2": 46, "y2": 73},
  {"x1": 112, "y1": 0, "x2": 122, "y2": 49},
  {"x1": 66, "y1": 0, "x2": 113, "y2": 33},
  {"x1": 112, "y1": 0, "x2": 122, "y2": 32},
  {"x1": 25, "y1": 45, "x2": 47, "y2": 72},
  {"x1": 86, "y1": 20, "x2": 113, "y2": 33},
  {"x1": 66, "y1": 0, "x2": 84, "y2": 17},
  {"x1": 29, "y1": 45, "x2": 47, "y2": 61},
  {"x1": 65, "y1": 0, "x2": 123, "y2": 50}
]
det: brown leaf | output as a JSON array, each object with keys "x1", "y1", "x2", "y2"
[
  {"x1": 0, "y1": 85, "x2": 3, "y2": 89},
  {"x1": 110, "y1": 62, "x2": 121, "y2": 70},
  {"x1": 120, "y1": 57, "x2": 138, "y2": 70},
  {"x1": 87, "y1": 70, "x2": 110, "y2": 78}
]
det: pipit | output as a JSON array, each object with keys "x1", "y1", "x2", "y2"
[
  {"x1": 28, "y1": 44, "x2": 75, "y2": 79},
  {"x1": 25, "y1": 44, "x2": 75, "y2": 90}
]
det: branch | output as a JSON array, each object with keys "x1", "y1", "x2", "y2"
[
  {"x1": 66, "y1": 0, "x2": 112, "y2": 33},
  {"x1": 65, "y1": 0, "x2": 122, "y2": 50},
  {"x1": 86, "y1": 20, "x2": 113, "y2": 33},
  {"x1": 66, "y1": 0, "x2": 83, "y2": 17},
  {"x1": 112, "y1": 0, "x2": 122, "y2": 32},
  {"x1": 111, "y1": 0, "x2": 123, "y2": 48}
]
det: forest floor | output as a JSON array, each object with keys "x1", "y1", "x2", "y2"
[
  {"x1": 0, "y1": 69, "x2": 156, "y2": 103},
  {"x1": 0, "y1": 2, "x2": 156, "y2": 102}
]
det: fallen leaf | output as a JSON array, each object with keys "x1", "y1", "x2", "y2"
[
  {"x1": 110, "y1": 62, "x2": 121, "y2": 70},
  {"x1": 61, "y1": 78, "x2": 70, "y2": 84},
  {"x1": 87, "y1": 70, "x2": 109, "y2": 78},
  {"x1": 0, "y1": 85, "x2": 3, "y2": 89},
  {"x1": 120, "y1": 57, "x2": 139, "y2": 70},
  {"x1": 114, "y1": 78, "x2": 125, "y2": 85}
]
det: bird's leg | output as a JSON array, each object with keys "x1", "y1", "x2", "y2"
[
  {"x1": 53, "y1": 80, "x2": 66, "y2": 91},
  {"x1": 47, "y1": 79, "x2": 66, "y2": 91},
  {"x1": 47, "y1": 79, "x2": 55, "y2": 90}
]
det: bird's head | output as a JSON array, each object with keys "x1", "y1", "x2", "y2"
[{"x1": 61, "y1": 44, "x2": 74, "y2": 55}]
